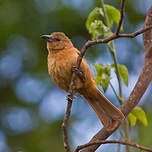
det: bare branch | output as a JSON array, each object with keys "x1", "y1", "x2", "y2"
[
  {"x1": 88, "y1": 25, "x2": 152, "y2": 45},
  {"x1": 74, "y1": 140, "x2": 152, "y2": 152},
  {"x1": 143, "y1": 6, "x2": 152, "y2": 51},
  {"x1": 116, "y1": 0, "x2": 126, "y2": 34},
  {"x1": 62, "y1": 96, "x2": 73, "y2": 152},
  {"x1": 119, "y1": 25, "x2": 152, "y2": 38}
]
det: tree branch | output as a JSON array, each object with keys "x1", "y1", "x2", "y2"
[
  {"x1": 116, "y1": 0, "x2": 126, "y2": 34},
  {"x1": 62, "y1": 95, "x2": 73, "y2": 152},
  {"x1": 74, "y1": 140, "x2": 152, "y2": 152}
]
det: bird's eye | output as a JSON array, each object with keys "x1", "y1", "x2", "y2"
[{"x1": 55, "y1": 38, "x2": 61, "y2": 41}]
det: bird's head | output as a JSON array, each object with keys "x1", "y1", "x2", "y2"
[{"x1": 41, "y1": 32, "x2": 73, "y2": 52}]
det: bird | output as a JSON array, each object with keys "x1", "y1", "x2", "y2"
[{"x1": 41, "y1": 32, "x2": 125, "y2": 131}]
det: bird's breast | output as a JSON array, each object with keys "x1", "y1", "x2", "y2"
[{"x1": 47, "y1": 51, "x2": 83, "y2": 92}]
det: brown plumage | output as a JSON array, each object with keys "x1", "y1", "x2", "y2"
[{"x1": 41, "y1": 32, "x2": 124, "y2": 131}]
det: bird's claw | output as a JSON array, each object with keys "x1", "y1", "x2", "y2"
[
  {"x1": 66, "y1": 93, "x2": 75, "y2": 101},
  {"x1": 71, "y1": 66, "x2": 85, "y2": 83}
]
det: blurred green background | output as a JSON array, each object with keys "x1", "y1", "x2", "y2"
[{"x1": 0, "y1": 0, "x2": 152, "y2": 151}]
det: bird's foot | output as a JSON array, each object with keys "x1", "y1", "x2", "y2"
[
  {"x1": 71, "y1": 66, "x2": 85, "y2": 82},
  {"x1": 66, "y1": 93, "x2": 75, "y2": 101}
]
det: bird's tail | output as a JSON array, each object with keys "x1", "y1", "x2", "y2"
[{"x1": 80, "y1": 84, "x2": 125, "y2": 131}]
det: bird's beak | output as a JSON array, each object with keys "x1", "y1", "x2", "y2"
[{"x1": 41, "y1": 35, "x2": 54, "y2": 42}]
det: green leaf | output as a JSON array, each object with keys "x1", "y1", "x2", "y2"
[
  {"x1": 86, "y1": 7, "x2": 104, "y2": 30},
  {"x1": 86, "y1": 7, "x2": 112, "y2": 40},
  {"x1": 94, "y1": 63, "x2": 111, "y2": 92},
  {"x1": 111, "y1": 64, "x2": 128, "y2": 86},
  {"x1": 85, "y1": 5, "x2": 123, "y2": 39},
  {"x1": 118, "y1": 65, "x2": 128, "y2": 86},
  {"x1": 88, "y1": 20, "x2": 113, "y2": 40},
  {"x1": 105, "y1": 4, "x2": 123, "y2": 30},
  {"x1": 89, "y1": 20, "x2": 104, "y2": 40},
  {"x1": 128, "y1": 112, "x2": 137, "y2": 126},
  {"x1": 131, "y1": 107, "x2": 148, "y2": 127}
]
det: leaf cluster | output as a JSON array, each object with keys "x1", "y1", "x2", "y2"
[
  {"x1": 94, "y1": 63, "x2": 128, "y2": 92},
  {"x1": 86, "y1": 5, "x2": 122, "y2": 40}
]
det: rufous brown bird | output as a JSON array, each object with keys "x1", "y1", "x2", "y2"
[{"x1": 41, "y1": 32, "x2": 124, "y2": 131}]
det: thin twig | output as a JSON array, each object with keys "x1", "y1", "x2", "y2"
[
  {"x1": 109, "y1": 46, "x2": 123, "y2": 103},
  {"x1": 75, "y1": 25, "x2": 152, "y2": 54},
  {"x1": 116, "y1": 0, "x2": 126, "y2": 34},
  {"x1": 124, "y1": 119, "x2": 130, "y2": 152},
  {"x1": 115, "y1": 2, "x2": 129, "y2": 151},
  {"x1": 109, "y1": 81, "x2": 122, "y2": 104},
  {"x1": 74, "y1": 140, "x2": 152, "y2": 152},
  {"x1": 100, "y1": 0, "x2": 110, "y2": 27},
  {"x1": 92, "y1": 25, "x2": 152, "y2": 45},
  {"x1": 62, "y1": 95, "x2": 73, "y2": 152}
]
